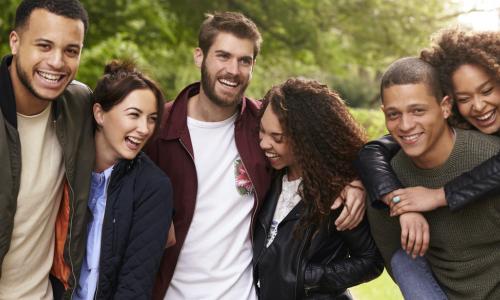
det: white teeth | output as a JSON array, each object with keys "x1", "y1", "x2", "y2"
[
  {"x1": 402, "y1": 133, "x2": 420, "y2": 141},
  {"x1": 265, "y1": 152, "x2": 278, "y2": 159},
  {"x1": 476, "y1": 111, "x2": 494, "y2": 121},
  {"x1": 127, "y1": 137, "x2": 142, "y2": 144},
  {"x1": 38, "y1": 71, "x2": 62, "y2": 82},
  {"x1": 219, "y1": 79, "x2": 238, "y2": 87}
]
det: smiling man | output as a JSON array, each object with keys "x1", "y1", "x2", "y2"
[
  {"x1": 146, "y1": 12, "x2": 271, "y2": 300},
  {"x1": 0, "y1": 1, "x2": 94, "y2": 299},
  {"x1": 366, "y1": 57, "x2": 500, "y2": 299}
]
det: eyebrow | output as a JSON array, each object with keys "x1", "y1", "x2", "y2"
[
  {"x1": 125, "y1": 107, "x2": 143, "y2": 113},
  {"x1": 455, "y1": 79, "x2": 492, "y2": 94}
]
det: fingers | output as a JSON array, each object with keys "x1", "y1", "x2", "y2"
[
  {"x1": 335, "y1": 206, "x2": 350, "y2": 230},
  {"x1": 400, "y1": 222, "x2": 409, "y2": 251},
  {"x1": 331, "y1": 197, "x2": 343, "y2": 210},
  {"x1": 420, "y1": 223, "x2": 430, "y2": 256}
]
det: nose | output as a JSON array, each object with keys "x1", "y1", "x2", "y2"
[
  {"x1": 471, "y1": 95, "x2": 486, "y2": 112},
  {"x1": 399, "y1": 114, "x2": 415, "y2": 132},
  {"x1": 47, "y1": 51, "x2": 64, "y2": 69},
  {"x1": 225, "y1": 58, "x2": 239, "y2": 75},
  {"x1": 259, "y1": 134, "x2": 271, "y2": 151},
  {"x1": 136, "y1": 117, "x2": 151, "y2": 136}
]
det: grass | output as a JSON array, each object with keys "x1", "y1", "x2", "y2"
[{"x1": 351, "y1": 270, "x2": 403, "y2": 300}]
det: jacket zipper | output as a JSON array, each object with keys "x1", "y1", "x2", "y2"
[
  {"x1": 55, "y1": 119, "x2": 77, "y2": 298},
  {"x1": 296, "y1": 227, "x2": 312, "y2": 299}
]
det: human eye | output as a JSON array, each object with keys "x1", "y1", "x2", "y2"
[
  {"x1": 128, "y1": 112, "x2": 140, "y2": 118},
  {"x1": 239, "y1": 57, "x2": 253, "y2": 67},
  {"x1": 456, "y1": 97, "x2": 469, "y2": 104},
  {"x1": 65, "y1": 47, "x2": 80, "y2": 58},
  {"x1": 148, "y1": 115, "x2": 157, "y2": 124},
  {"x1": 413, "y1": 108, "x2": 425, "y2": 115},
  {"x1": 385, "y1": 111, "x2": 399, "y2": 120},
  {"x1": 37, "y1": 43, "x2": 51, "y2": 51},
  {"x1": 217, "y1": 53, "x2": 230, "y2": 60},
  {"x1": 482, "y1": 87, "x2": 493, "y2": 96}
]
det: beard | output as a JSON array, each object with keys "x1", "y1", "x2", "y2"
[
  {"x1": 200, "y1": 59, "x2": 249, "y2": 108},
  {"x1": 15, "y1": 57, "x2": 67, "y2": 101}
]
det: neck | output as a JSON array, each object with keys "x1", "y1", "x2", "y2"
[
  {"x1": 9, "y1": 60, "x2": 51, "y2": 116},
  {"x1": 187, "y1": 89, "x2": 239, "y2": 122},
  {"x1": 412, "y1": 126, "x2": 455, "y2": 169},
  {"x1": 94, "y1": 132, "x2": 117, "y2": 173}
]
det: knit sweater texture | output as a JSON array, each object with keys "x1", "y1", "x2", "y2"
[{"x1": 367, "y1": 128, "x2": 500, "y2": 300}]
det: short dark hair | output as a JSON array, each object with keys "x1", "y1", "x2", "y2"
[
  {"x1": 93, "y1": 60, "x2": 165, "y2": 137},
  {"x1": 198, "y1": 11, "x2": 262, "y2": 59},
  {"x1": 15, "y1": 0, "x2": 89, "y2": 33},
  {"x1": 380, "y1": 57, "x2": 443, "y2": 103}
]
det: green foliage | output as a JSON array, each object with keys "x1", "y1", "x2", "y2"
[
  {"x1": 350, "y1": 107, "x2": 387, "y2": 140},
  {"x1": 0, "y1": 0, "x2": 462, "y2": 104}
]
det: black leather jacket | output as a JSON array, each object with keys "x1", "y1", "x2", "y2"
[
  {"x1": 354, "y1": 134, "x2": 500, "y2": 210},
  {"x1": 253, "y1": 174, "x2": 383, "y2": 300}
]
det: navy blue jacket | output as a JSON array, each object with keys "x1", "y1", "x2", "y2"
[{"x1": 95, "y1": 152, "x2": 173, "y2": 299}]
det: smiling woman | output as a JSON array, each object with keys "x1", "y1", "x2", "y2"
[{"x1": 72, "y1": 60, "x2": 174, "y2": 300}]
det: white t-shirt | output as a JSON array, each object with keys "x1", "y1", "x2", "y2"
[
  {"x1": 166, "y1": 114, "x2": 256, "y2": 300},
  {"x1": 0, "y1": 103, "x2": 64, "y2": 300}
]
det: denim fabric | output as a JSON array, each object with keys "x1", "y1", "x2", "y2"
[{"x1": 390, "y1": 249, "x2": 447, "y2": 300}]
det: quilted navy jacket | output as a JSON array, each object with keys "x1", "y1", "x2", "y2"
[{"x1": 94, "y1": 152, "x2": 173, "y2": 299}]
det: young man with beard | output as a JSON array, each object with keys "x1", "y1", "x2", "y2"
[
  {"x1": 146, "y1": 12, "x2": 271, "y2": 300},
  {"x1": 366, "y1": 57, "x2": 500, "y2": 299},
  {"x1": 147, "y1": 12, "x2": 367, "y2": 300},
  {"x1": 0, "y1": 0, "x2": 94, "y2": 299}
]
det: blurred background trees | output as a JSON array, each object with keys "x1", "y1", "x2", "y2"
[{"x1": 1, "y1": 0, "x2": 474, "y2": 106}]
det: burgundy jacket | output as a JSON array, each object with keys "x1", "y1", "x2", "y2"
[{"x1": 146, "y1": 82, "x2": 271, "y2": 299}]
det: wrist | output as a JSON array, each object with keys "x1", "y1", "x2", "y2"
[{"x1": 435, "y1": 187, "x2": 447, "y2": 208}]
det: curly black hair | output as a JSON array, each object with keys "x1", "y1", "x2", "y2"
[
  {"x1": 420, "y1": 27, "x2": 500, "y2": 128},
  {"x1": 261, "y1": 78, "x2": 367, "y2": 232}
]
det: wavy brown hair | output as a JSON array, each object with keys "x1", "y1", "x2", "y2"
[
  {"x1": 261, "y1": 78, "x2": 367, "y2": 232},
  {"x1": 420, "y1": 28, "x2": 500, "y2": 128}
]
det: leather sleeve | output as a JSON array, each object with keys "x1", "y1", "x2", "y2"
[
  {"x1": 445, "y1": 150, "x2": 500, "y2": 211},
  {"x1": 303, "y1": 218, "x2": 384, "y2": 292},
  {"x1": 354, "y1": 135, "x2": 402, "y2": 208}
]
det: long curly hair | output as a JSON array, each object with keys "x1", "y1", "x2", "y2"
[
  {"x1": 261, "y1": 78, "x2": 367, "y2": 231},
  {"x1": 420, "y1": 27, "x2": 500, "y2": 128}
]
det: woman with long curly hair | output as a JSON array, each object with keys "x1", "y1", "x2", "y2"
[
  {"x1": 253, "y1": 78, "x2": 383, "y2": 299},
  {"x1": 354, "y1": 28, "x2": 500, "y2": 299}
]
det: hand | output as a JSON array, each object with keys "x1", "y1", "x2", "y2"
[
  {"x1": 165, "y1": 222, "x2": 176, "y2": 248},
  {"x1": 332, "y1": 180, "x2": 366, "y2": 231},
  {"x1": 399, "y1": 212, "x2": 430, "y2": 258},
  {"x1": 387, "y1": 187, "x2": 446, "y2": 216}
]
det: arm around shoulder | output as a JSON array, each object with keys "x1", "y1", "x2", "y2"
[{"x1": 354, "y1": 135, "x2": 403, "y2": 207}]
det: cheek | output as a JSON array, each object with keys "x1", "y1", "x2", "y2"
[{"x1": 456, "y1": 103, "x2": 471, "y2": 118}]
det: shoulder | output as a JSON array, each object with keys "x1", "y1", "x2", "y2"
[
  {"x1": 457, "y1": 128, "x2": 500, "y2": 157},
  {"x1": 134, "y1": 153, "x2": 172, "y2": 188},
  {"x1": 60, "y1": 80, "x2": 92, "y2": 110}
]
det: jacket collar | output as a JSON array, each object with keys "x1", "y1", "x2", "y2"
[
  {"x1": 0, "y1": 55, "x2": 61, "y2": 129},
  {"x1": 1, "y1": 55, "x2": 18, "y2": 128},
  {"x1": 159, "y1": 81, "x2": 251, "y2": 140}
]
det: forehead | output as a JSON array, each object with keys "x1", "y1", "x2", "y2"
[
  {"x1": 452, "y1": 64, "x2": 491, "y2": 89},
  {"x1": 115, "y1": 89, "x2": 158, "y2": 113},
  {"x1": 208, "y1": 32, "x2": 255, "y2": 58},
  {"x1": 261, "y1": 105, "x2": 283, "y2": 130},
  {"x1": 383, "y1": 83, "x2": 438, "y2": 109},
  {"x1": 19, "y1": 8, "x2": 84, "y2": 45}
]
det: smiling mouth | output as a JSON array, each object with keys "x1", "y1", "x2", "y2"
[
  {"x1": 400, "y1": 133, "x2": 422, "y2": 143},
  {"x1": 37, "y1": 70, "x2": 66, "y2": 83},
  {"x1": 265, "y1": 152, "x2": 279, "y2": 159},
  {"x1": 218, "y1": 78, "x2": 239, "y2": 88},
  {"x1": 474, "y1": 110, "x2": 496, "y2": 125},
  {"x1": 125, "y1": 136, "x2": 144, "y2": 148}
]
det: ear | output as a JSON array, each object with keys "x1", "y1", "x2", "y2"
[
  {"x1": 9, "y1": 31, "x2": 20, "y2": 55},
  {"x1": 380, "y1": 104, "x2": 385, "y2": 113},
  {"x1": 440, "y1": 95, "x2": 452, "y2": 119},
  {"x1": 93, "y1": 103, "x2": 104, "y2": 127},
  {"x1": 194, "y1": 47, "x2": 204, "y2": 68}
]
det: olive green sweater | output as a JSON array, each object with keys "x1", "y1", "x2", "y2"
[{"x1": 367, "y1": 128, "x2": 500, "y2": 300}]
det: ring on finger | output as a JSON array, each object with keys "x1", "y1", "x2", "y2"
[{"x1": 392, "y1": 196, "x2": 401, "y2": 204}]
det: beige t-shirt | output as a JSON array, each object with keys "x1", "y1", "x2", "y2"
[{"x1": 0, "y1": 103, "x2": 64, "y2": 300}]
